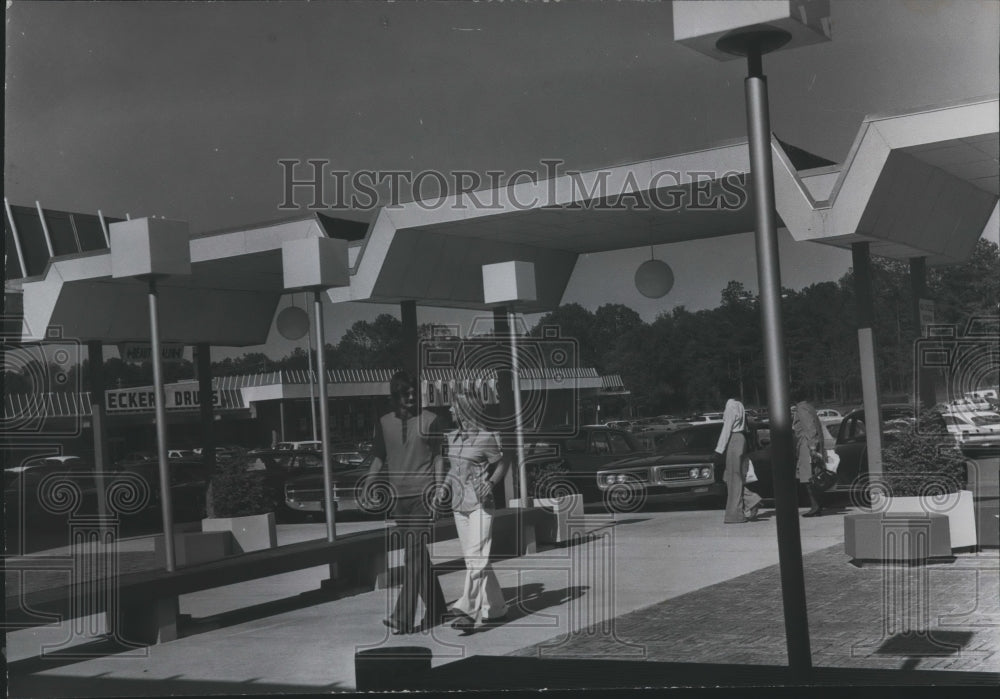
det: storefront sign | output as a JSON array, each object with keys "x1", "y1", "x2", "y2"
[
  {"x1": 118, "y1": 342, "x2": 186, "y2": 363},
  {"x1": 106, "y1": 386, "x2": 225, "y2": 413},
  {"x1": 422, "y1": 377, "x2": 499, "y2": 407}
]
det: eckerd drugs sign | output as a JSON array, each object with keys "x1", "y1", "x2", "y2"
[{"x1": 106, "y1": 386, "x2": 222, "y2": 413}]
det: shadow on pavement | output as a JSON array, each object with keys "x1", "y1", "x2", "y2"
[
  {"x1": 7, "y1": 670, "x2": 346, "y2": 697},
  {"x1": 406, "y1": 655, "x2": 1000, "y2": 690},
  {"x1": 502, "y1": 583, "x2": 588, "y2": 624}
]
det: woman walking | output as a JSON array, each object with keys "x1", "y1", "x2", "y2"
[
  {"x1": 792, "y1": 398, "x2": 827, "y2": 517},
  {"x1": 443, "y1": 389, "x2": 510, "y2": 633},
  {"x1": 715, "y1": 398, "x2": 762, "y2": 523}
]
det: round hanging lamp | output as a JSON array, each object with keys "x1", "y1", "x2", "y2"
[
  {"x1": 276, "y1": 305, "x2": 310, "y2": 340},
  {"x1": 634, "y1": 238, "x2": 674, "y2": 298}
]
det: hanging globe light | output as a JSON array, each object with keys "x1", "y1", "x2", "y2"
[
  {"x1": 276, "y1": 305, "x2": 310, "y2": 340},
  {"x1": 635, "y1": 254, "x2": 674, "y2": 299}
]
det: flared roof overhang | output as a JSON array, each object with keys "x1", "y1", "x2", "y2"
[
  {"x1": 18, "y1": 97, "x2": 998, "y2": 345},
  {"x1": 19, "y1": 216, "x2": 331, "y2": 345},
  {"x1": 333, "y1": 96, "x2": 997, "y2": 311}
]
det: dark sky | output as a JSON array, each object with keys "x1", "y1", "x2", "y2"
[{"x1": 5, "y1": 0, "x2": 998, "y2": 354}]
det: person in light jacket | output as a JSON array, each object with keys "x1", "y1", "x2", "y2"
[
  {"x1": 443, "y1": 389, "x2": 510, "y2": 633},
  {"x1": 714, "y1": 398, "x2": 762, "y2": 523},
  {"x1": 792, "y1": 398, "x2": 830, "y2": 517}
]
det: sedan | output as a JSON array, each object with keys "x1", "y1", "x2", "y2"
[
  {"x1": 595, "y1": 423, "x2": 728, "y2": 512},
  {"x1": 523, "y1": 426, "x2": 648, "y2": 502},
  {"x1": 282, "y1": 453, "x2": 375, "y2": 517}
]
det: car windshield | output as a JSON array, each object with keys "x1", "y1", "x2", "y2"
[{"x1": 657, "y1": 424, "x2": 724, "y2": 454}]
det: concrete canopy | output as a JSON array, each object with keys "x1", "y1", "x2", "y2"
[
  {"x1": 18, "y1": 97, "x2": 999, "y2": 343},
  {"x1": 19, "y1": 215, "x2": 331, "y2": 345},
  {"x1": 332, "y1": 97, "x2": 997, "y2": 310}
]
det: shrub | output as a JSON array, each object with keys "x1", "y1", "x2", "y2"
[
  {"x1": 880, "y1": 413, "x2": 968, "y2": 497},
  {"x1": 208, "y1": 458, "x2": 270, "y2": 517}
]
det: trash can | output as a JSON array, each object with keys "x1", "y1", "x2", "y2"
[{"x1": 355, "y1": 646, "x2": 432, "y2": 691}]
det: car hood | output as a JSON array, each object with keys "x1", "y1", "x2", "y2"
[
  {"x1": 600, "y1": 450, "x2": 715, "y2": 471},
  {"x1": 284, "y1": 468, "x2": 366, "y2": 487}
]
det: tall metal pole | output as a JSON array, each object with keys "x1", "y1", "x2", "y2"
[
  {"x1": 744, "y1": 44, "x2": 811, "y2": 674},
  {"x1": 853, "y1": 242, "x2": 884, "y2": 477},
  {"x1": 87, "y1": 341, "x2": 110, "y2": 526},
  {"x1": 508, "y1": 310, "x2": 529, "y2": 504},
  {"x1": 305, "y1": 292, "x2": 319, "y2": 442},
  {"x1": 314, "y1": 290, "x2": 337, "y2": 542},
  {"x1": 148, "y1": 278, "x2": 176, "y2": 571}
]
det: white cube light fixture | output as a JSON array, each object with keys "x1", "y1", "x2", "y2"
[
  {"x1": 110, "y1": 218, "x2": 192, "y2": 278},
  {"x1": 482, "y1": 261, "x2": 537, "y2": 305},
  {"x1": 281, "y1": 237, "x2": 350, "y2": 290},
  {"x1": 673, "y1": 0, "x2": 831, "y2": 61}
]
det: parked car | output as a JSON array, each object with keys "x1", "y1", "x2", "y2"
[
  {"x1": 523, "y1": 426, "x2": 648, "y2": 502},
  {"x1": 935, "y1": 408, "x2": 1000, "y2": 456},
  {"x1": 118, "y1": 458, "x2": 211, "y2": 522},
  {"x1": 746, "y1": 407, "x2": 968, "y2": 501},
  {"x1": 595, "y1": 423, "x2": 729, "y2": 511},
  {"x1": 332, "y1": 451, "x2": 368, "y2": 466},
  {"x1": 282, "y1": 453, "x2": 375, "y2": 517},
  {"x1": 274, "y1": 440, "x2": 323, "y2": 451},
  {"x1": 5, "y1": 457, "x2": 209, "y2": 532},
  {"x1": 816, "y1": 409, "x2": 843, "y2": 428}
]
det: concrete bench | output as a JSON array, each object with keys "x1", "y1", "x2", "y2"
[{"x1": 5, "y1": 507, "x2": 544, "y2": 646}]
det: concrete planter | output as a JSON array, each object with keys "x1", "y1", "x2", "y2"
[
  {"x1": 843, "y1": 512, "x2": 952, "y2": 565},
  {"x1": 876, "y1": 489, "x2": 977, "y2": 549},
  {"x1": 202, "y1": 512, "x2": 277, "y2": 553},
  {"x1": 154, "y1": 530, "x2": 235, "y2": 568},
  {"x1": 534, "y1": 494, "x2": 584, "y2": 544}
]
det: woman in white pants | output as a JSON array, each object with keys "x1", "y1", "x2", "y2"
[{"x1": 444, "y1": 390, "x2": 509, "y2": 633}]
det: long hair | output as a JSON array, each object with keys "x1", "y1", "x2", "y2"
[
  {"x1": 389, "y1": 371, "x2": 416, "y2": 403},
  {"x1": 451, "y1": 389, "x2": 485, "y2": 431}
]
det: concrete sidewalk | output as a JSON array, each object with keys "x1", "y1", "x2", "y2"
[{"x1": 6, "y1": 503, "x2": 998, "y2": 694}]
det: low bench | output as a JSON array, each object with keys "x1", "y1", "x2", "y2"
[{"x1": 5, "y1": 506, "x2": 545, "y2": 646}]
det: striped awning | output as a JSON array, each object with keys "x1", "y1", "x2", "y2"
[
  {"x1": 216, "y1": 366, "x2": 601, "y2": 387},
  {"x1": 601, "y1": 374, "x2": 630, "y2": 395},
  {"x1": 3, "y1": 391, "x2": 93, "y2": 419}
]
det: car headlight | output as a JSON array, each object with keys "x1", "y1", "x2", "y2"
[
  {"x1": 615, "y1": 474, "x2": 628, "y2": 484},
  {"x1": 700, "y1": 467, "x2": 712, "y2": 479},
  {"x1": 603, "y1": 474, "x2": 616, "y2": 485},
  {"x1": 689, "y1": 467, "x2": 700, "y2": 479}
]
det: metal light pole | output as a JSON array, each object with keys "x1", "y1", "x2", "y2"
[
  {"x1": 313, "y1": 289, "x2": 336, "y2": 542},
  {"x1": 483, "y1": 261, "x2": 537, "y2": 507},
  {"x1": 674, "y1": 2, "x2": 833, "y2": 675},
  {"x1": 508, "y1": 310, "x2": 529, "y2": 504},
  {"x1": 282, "y1": 237, "x2": 350, "y2": 544},
  {"x1": 147, "y1": 277, "x2": 177, "y2": 570},
  {"x1": 109, "y1": 217, "x2": 191, "y2": 573}
]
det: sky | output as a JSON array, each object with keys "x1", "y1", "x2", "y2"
[{"x1": 5, "y1": 0, "x2": 999, "y2": 361}]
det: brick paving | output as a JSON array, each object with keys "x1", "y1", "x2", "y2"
[{"x1": 510, "y1": 544, "x2": 1000, "y2": 673}]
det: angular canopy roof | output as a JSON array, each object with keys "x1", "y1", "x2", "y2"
[{"x1": 15, "y1": 97, "x2": 999, "y2": 346}]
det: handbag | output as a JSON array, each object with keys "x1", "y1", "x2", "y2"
[
  {"x1": 809, "y1": 452, "x2": 837, "y2": 491},
  {"x1": 824, "y1": 449, "x2": 840, "y2": 474},
  {"x1": 744, "y1": 459, "x2": 759, "y2": 484}
]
